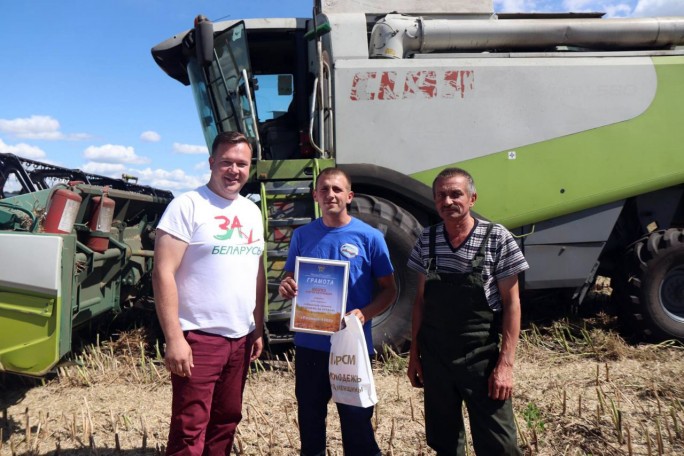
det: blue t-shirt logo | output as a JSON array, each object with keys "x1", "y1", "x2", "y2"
[{"x1": 340, "y1": 243, "x2": 359, "y2": 259}]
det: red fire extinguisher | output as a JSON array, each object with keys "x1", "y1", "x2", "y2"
[
  {"x1": 43, "y1": 186, "x2": 83, "y2": 234},
  {"x1": 86, "y1": 190, "x2": 115, "y2": 253}
]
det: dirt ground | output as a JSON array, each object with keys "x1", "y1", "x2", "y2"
[{"x1": 2, "y1": 305, "x2": 684, "y2": 455}]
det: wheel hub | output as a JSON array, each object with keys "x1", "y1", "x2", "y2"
[{"x1": 660, "y1": 265, "x2": 684, "y2": 322}]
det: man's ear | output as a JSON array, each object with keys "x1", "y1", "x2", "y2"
[{"x1": 470, "y1": 192, "x2": 477, "y2": 206}]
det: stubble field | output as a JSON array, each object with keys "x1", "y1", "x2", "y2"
[{"x1": 1, "y1": 295, "x2": 684, "y2": 455}]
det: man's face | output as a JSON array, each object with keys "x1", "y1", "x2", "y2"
[
  {"x1": 207, "y1": 141, "x2": 252, "y2": 200},
  {"x1": 433, "y1": 175, "x2": 477, "y2": 223},
  {"x1": 313, "y1": 174, "x2": 353, "y2": 218}
]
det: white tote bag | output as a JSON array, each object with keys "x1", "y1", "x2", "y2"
[{"x1": 329, "y1": 314, "x2": 378, "y2": 408}]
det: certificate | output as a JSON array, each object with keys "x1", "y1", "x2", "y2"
[{"x1": 290, "y1": 257, "x2": 350, "y2": 335}]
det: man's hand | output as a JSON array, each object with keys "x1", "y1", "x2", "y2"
[
  {"x1": 346, "y1": 308, "x2": 366, "y2": 324},
  {"x1": 248, "y1": 332, "x2": 263, "y2": 362},
  {"x1": 279, "y1": 276, "x2": 298, "y2": 299},
  {"x1": 407, "y1": 349, "x2": 424, "y2": 388},
  {"x1": 488, "y1": 362, "x2": 514, "y2": 400},
  {"x1": 164, "y1": 337, "x2": 194, "y2": 378}
]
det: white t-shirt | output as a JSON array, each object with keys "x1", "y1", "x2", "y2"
[{"x1": 157, "y1": 185, "x2": 264, "y2": 338}]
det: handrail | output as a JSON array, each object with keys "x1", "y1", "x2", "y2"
[
  {"x1": 312, "y1": 159, "x2": 322, "y2": 219},
  {"x1": 308, "y1": 76, "x2": 326, "y2": 157},
  {"x1": 241, "y1": 68, "x2": 263, "y2": 160},
  {"x1": 322, "y1": 59, "x2": 334, "y2": 158}
]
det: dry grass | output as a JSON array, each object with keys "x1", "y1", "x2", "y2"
[
  {"x1": 514, "y1": 315, "x2": 684, "y2": 456},
  {"x1": 1, "y1": 314, "x2": 684, "y2": 455}
]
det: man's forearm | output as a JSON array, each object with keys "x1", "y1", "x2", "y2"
[
  {"x1": 252, "y1": 305, "x2": 264, "y2": 337},
  {"x1": 253, "y1": 259, "x2": 266, "y2": 337},
  {"x1": 410, "y1": 274, "x2": 426, "y2": 355},
  {"x1": 495, "y1": 275, "x2": 522, "y2": 368},
  {"x1": 497, "y1": 298, "x2": 520, "y2": 368},
  {"x1": 153, "y1": 273, "x2": 184, "y2": 342},
  {"x1": 361, "y1": 288, "x2": 396, "y2": 320}
]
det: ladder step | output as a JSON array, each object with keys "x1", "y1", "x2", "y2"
[
  {"x1": 267, "y1": 186, "x2": 311, "y2": 195},
  {"x1": 263, "y1": 181, "x2": 312, "y2": 194},
  {"x1": 268, "y1": 334, "x2": 294, "y2": 344},
  {"x1": 267, "y1": 249, "x2": 289, "y2": 259},
  {"x1": 268, "y1": 283, "x2": 291, "y2": 292},
  {"x1": 269, "y1": 217, "x2": 312, "y2": 227}
]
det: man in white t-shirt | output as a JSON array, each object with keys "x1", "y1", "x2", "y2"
[{"x1": 153, "y1": 131, "x2": 265, "y2": 455}]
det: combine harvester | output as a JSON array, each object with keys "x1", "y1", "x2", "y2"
[{"x1": 151, "y1": 0, "x2": 684, "y2": 349}]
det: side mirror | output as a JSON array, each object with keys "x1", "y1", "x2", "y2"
[
  {"x1": 278, "y1": 74, "x2": 294, "y2": 96},
  {"x1": 194, "y1": 15, "x2": 214, "y2": 68}
]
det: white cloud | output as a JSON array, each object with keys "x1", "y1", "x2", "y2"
[
  {"x1": 562, "y1": 1, "x2": 634, "y2": 17},
  {"x1": 83, "y1": 144, "x2": 150, "y2": 165},
  {"x1": 490, "y1": 1, "x2": 684, "y2": 20},
  {"x1": 81, "y1": 162, "x2": 127, "y2": 176},
  {"x1": 495, "y1": 0, "x2": 541, "y2": 12},
  {"x1": 194, "y1": 160, "x2": 209, "y2": 171},
  {"x1": 132, "y1": 167, "x2": 206, "y2": 193},
  {"x1": 562, "y1": 0, "x2": 596, "y2": 10},
  {"x1": 0, "y1": 116, "x2": 60, "y2": 139},
  {"x1": 602, "y1": 3, "x2": 634, "y2": 17},
  {"x1": 0, "y1": 115, "x2": 90, "y2": 141},
  {"x1": 173, "y1": 142, "x2": 209, "y2": 155},
  {"x1": 77, "y1": 163, "x2": 206, "y2": 195},
  {"x1": 633, "y1": 0, "x2": 684, "y2": 16},
  {"x1": 140, "y1": 131, "x2": 161, "y2": 142},
  {"x1": 0, "y1": 138, "x2": 47, "y2": 160}
]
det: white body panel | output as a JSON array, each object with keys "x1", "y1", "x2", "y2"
[
  {"x1": 0, "y1": 234, "x2": 62, "y2": 295},
  {"x1": 317, "y1": 0, "x2": 493, "y2": 15},
  {"x1": 333, "y1": 56, "x2": 657, "y2": 174}
]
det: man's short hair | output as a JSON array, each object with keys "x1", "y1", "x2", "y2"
[
  {"x1": 432, "y1": 167, "x2": 476, "y2": 196},
  {"x1": 211, "y1": 131, "x2": 253, "y2": 157},
  {"x1": 316, "y1": 167, "x2": 352, "y2": 191}
]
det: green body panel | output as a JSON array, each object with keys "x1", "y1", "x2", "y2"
[
  {"x1": 255, "y1": 158, "x2": 335, "y2": 180},
  {"x1": 0, "y1": 291, "x2": 54, "y2": 316},
  {"x1": 0, "y1": 296, "x2": 61, "y2": 375},
  {"x1": 0, "y1": 234, "x2": 75, "y2": 376},
  {"x1": 71, "y1": 251, "x2": 124, "y2": 328},
  {"x1": 411, "y1": 56, "x2": 684, "y2": 229}
]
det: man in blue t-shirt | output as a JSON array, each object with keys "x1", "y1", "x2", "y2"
[{"x1": 279, "y1": 167, "x2": 397, "y2": 456}]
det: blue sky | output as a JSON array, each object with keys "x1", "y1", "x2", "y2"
[{"x1": 1, "y1": 0, "x2": 683, "y2": 194}]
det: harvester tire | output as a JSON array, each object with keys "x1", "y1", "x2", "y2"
[
  {"x1": 624, "y1": 228, "x2": 684, "y2": 340},
  {"x1": 349, "y1": 194, "x2": 423, "y2": 353}
]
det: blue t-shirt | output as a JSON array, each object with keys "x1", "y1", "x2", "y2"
[{"x1": 284, "y1": 217, "x2": 394, "y2": 353}]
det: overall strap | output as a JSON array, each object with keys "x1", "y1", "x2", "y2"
[
  {"x1": 427, "y1": 224, "x2": 438, "y2": 273},
  {"x1": 471, "y1": 222, "x2": 494, "y2": 275}
]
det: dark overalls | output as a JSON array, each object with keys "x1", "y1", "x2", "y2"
[{"x1": 418, "y1": 223, "x2": 521, "y2": 456}]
